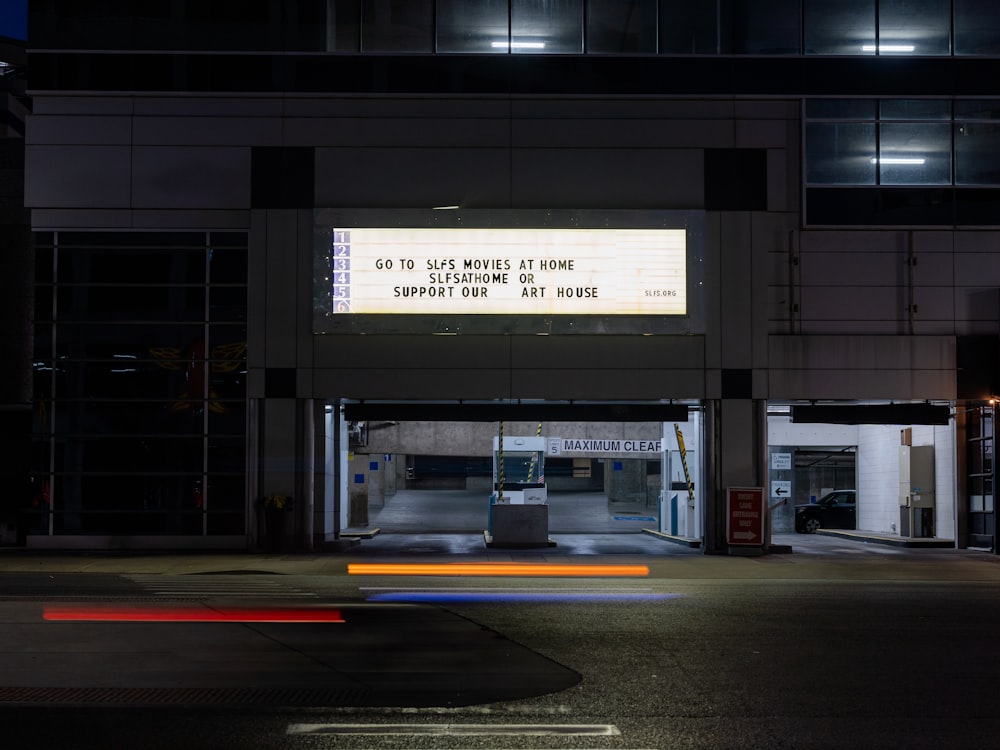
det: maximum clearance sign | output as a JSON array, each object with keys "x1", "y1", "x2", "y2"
[
  {"x1": 326, "y1": 227, "x2": 687, "y2": 316},
  {"x1": 547, "y1": 438, "x2": 663, "y2": 456}
]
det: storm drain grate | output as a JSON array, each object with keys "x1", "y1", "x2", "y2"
[{"x1": 0, "y1": 686, "x2": 374, "y2": 707}]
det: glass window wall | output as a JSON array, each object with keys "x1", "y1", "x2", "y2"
[
  {"x1": 437, "y1": 0, "x2": 509, "y2": 53},
  {"x1": 361, "y1": 0, "x2": 433, "y2": 52},
  {"x1": 955, "y1": 0, "x2": 1000, "y2": 55},
  {"x1": 511, "y1": 0, "x2": 584, "y2": 53},
  {"x1": 878, "y1": 0, "x2": 950, "y2": 56},
  {"x1": 29, "y1": 0, "x2": 1000, "y2": 56},
  {"x1": 32, "y1": 233, "x2": 248, "y2": 537},
  {"x1": 803, "y1": 0, "x2": 875, "y2": 55},
  {"x1": 724, "y1": 0, "x2": 801, "y2": 55},
  {"x1": 587, "y1": 0, "x2": 657, "y2": 53},
  {"x1": 659, "y1": 0, "x2": 718, "y2": 54},
  {"x1": 955, "y1": 100, "x2": 1000, "y2": 185},
  {"x1": 806, "y1": 99, "x2": 973, "y2": 187}
]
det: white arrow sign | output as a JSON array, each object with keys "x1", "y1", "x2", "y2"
[
  {"x1": 732, "y1": 531, "x2": 758, "y2": 541},
  {"x1": 771, "y1": 480, "x2": 791, "y2": 498}
]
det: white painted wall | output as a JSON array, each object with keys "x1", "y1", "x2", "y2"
[
  {"x1": 770, "y1": 417, "x2": 955, "y2": 539},
  {"x1": 857, "y1": 425, "x2": 902, "y2": 534},
  {"x1": 768, "y1": 419, "x2": 858, "y2": 446}
]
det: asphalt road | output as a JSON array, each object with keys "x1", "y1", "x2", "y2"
[{"x1": 1, "y1": 537, "x2": 999, "y2": 748}]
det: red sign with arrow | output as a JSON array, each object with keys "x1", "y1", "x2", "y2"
[{"x1": 727, "y1": 487, "x2": 764, "y2": 546}]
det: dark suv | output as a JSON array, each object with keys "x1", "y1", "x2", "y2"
[{"x1": 794, "y1": 490, "x2": 857, "y2": 533}]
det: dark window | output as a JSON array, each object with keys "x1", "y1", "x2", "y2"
[
  {"x1": 659, "y1": 0, "x2": 717, "y2": 53},
  {"x1": 32, "y1": 233, "x2": 248, "y2": 537},
  {"x1": 511, "y1": 0, "x2": 584, "y2": 53},
  {"x1": 803, "y1": 0, "x2": 875, "y2": 56},
  {"x1": 437, "y1": 0, "x2": 509, "y2": 53},
  {"x1": 805, "y1": 122, "x2": 877, "y2": 185},
  {"x1": 879, "y1": 0, "x2": 950, "y2": 56},
  {"x1": 955, "y1": 101, "x2": 1000, "y2": 186},
  {"x1": 723, "y1": 0, "x2": 801, "y2": 54},
  {"x1": 704, "y1": 148, "x2": 768, "y2": 211},
  {"x1": 955, "y1": 0, "x2": 1000, "y2": 55},
  {"x1": 361, "y1": 0, "x2": 433, "y2": 52},
  {"x1": 587, "y1": 0, "x2": 657, "y2": 53}
]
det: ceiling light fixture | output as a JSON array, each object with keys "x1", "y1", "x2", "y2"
[
  {"x1": 491, "y1": 41, "x2": 545, "y2": 49},
  {"x1": 871, "y1": 157, "x2": 926, "y2": 165},
  {"x1": 862, "y1": 44, "x2": 915, "y2": 53}
]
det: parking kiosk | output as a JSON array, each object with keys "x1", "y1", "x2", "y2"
[{"x1": 486, "y1": 435, "x2": 552, "y2": 547}]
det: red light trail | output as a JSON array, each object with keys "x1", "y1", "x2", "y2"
[{"x1": 43, "y1": 605, "x2": 345, "y2": 623}]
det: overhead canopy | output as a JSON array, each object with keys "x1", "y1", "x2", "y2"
[
  {"x1": 342, "y1": 401, "x2": 691, "y2": 423},
  {"x1": 791, "y1": 404, "x2": 950, "y2": 425}
]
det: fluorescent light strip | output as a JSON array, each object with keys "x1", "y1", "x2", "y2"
[
  {"x1": 871, "y1": 157, "x2": 925, "y2": 165},
  {"x1": 862, "y1": 44, "x2": 915, "y2": 52},
  {"x1": 491, "y1": 41, "x2": 546, "y2": 49}
]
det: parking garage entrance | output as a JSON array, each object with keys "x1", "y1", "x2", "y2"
[{"x1": 324, "y1": 400, "x2": 702, "y2": 543}]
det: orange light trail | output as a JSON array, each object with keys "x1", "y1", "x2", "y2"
[
  {"x1": 347, "y1": 562, "x2": 649, "y2": 577},
  {"x1": 43, "y1": 605, "x2": 345, "y2": 623}
]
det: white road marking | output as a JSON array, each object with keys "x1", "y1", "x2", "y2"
[{"x1": 287, "y1": 723, "x2": 621, "y2": 736}]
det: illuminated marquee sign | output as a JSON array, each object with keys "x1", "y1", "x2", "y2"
[{"x1": 327, "y1": 227, "x2": 687, "y2": 316}]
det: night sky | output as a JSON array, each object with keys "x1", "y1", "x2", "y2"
[{"x1": 1, "y1": 0, "x2": 27, "y2": 41}]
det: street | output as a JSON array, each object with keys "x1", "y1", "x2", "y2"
[{"x1": 1, "y1": 538, "x2": 999, "y2": 748}]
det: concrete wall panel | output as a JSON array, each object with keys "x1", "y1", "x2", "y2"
[
  {"x1": 134, "y1": 98, "x2": 283, "y2": 117},
  {"x1": 717, "y1": 213, "x2": 753, "y2": 368},
  {"x1": 955, "y1": 247, "x2": 1000, "y2": 286},
  {"x1": 511, "y1": 99, "x2": 736, "y2": 119},
  {"x1": 312, "y1": 368, "x2": 511, "y2": 399},
  {"x1": 286, "y1": 98, "x2": 511, "y2": 119},
  {"x1": 312, "y1": 334, "x2": 508, "y2": 369},
  {"x1": 287, "y1": 118, "x2": 509, "y2": 147},
  {"x1": 132, "y1": 146, "x2": 250, "y2": 209},
  {"x1": 315, "y1": 147, "x2": 510, "y2": 208},
  {"x1": 769, "y1": 335, "x2": 954, "y2": 370},
  {"x1": 512, "y1": 148, "x2": 703, "y2": 209},
  {"x1": 768, "y1": 334, "x2": 955, "y2": 399},
  {"x1": 512, "y1": 118, "x2": 734, "y2": 148},
  {"x1": 31, "y1": 97, "x2": 133, "y2": 115},
  {"x1": 512, "y1": 368, "x2": 704, "y2": 400},
  {"x1": 512, "y1": 335, "x2": 704, "y2": 369},
  {"x1": 769, "y1": 368, "x2": 955, "y2": 400},
  {"x1": 801, "y1": 251, "x2": 901, "y2": 286},
  {"x1": 25, "y1": 145, "x2": 131, "y2": 208},
  {"x1": 27, "y1": 115, "x2": 132, "y2": 145},
  {"x1": 735, "y1": 119, "x2": 788, "y2": 148},
  {"x1": 798, "y1": 286, "x2": 906, "y2": 325},
  {"x1": 133, "y1": 117, "x2": 283, "y2": 146}
]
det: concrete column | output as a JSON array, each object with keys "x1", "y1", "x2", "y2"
[
  {"x1": 259, "y1": 397, "x2": 315, "y2": 551},
  {"x1": 606, "y1": 458, "x2": 647, "y2": 510},
  {"x1": 703, "y1": 398, "x2": 767, "y2": 553},
  {"x1": 348, "y1": 453, "x2": 370, "y2": 527}
]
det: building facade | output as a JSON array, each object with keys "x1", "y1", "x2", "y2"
[{"x1": 20, "y1": 1, "x2": 999, "y2": 551}]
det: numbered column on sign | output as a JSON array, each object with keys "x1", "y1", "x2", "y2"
[{"x1": 331, "y1": 231, "x2": 351, "y2": 313}]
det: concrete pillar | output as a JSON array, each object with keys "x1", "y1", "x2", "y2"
[
  {"x1": 606, "y1": 458, "x2": 648, "y2": 510},
  {"x1": 703, "y1": 399, "x2": 767, "y2": 553},
  {"x1": 258, "y1": 397, "x2": 315, "y2": 551},
  {"x1": 0, "y1": 146, "x2": 31, "y2": 538},
  {"x1": 348, "y1": 453, "x2": 370, "y2": 527}
]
